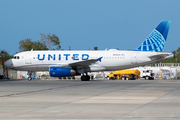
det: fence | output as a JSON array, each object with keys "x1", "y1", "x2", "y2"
[{"x1": 135, "y1": 63, "x2": 180, "y2": 80}]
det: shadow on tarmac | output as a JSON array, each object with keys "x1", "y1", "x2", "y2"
[{"x1": 0, "y1": 79, "x2": 24, "y2": 82}]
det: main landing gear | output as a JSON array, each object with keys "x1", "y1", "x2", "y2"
[{"x1": 81, "y1": 73, "x2": 90, "y2": 81}]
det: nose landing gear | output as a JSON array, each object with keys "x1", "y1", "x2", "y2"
[
  {"x1": 28, "y1": 71, "x2": 32, "y2": 81},
  {"x1": 28, "y1": 77, "x2": 32, "y2": 81}
]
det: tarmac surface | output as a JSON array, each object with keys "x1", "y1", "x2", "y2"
[{"x1": 1, "y1": 79, "x2": 180, "y2": 120}]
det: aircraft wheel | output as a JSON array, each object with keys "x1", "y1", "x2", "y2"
[
  {"x1": 126, "y1": 77, "x2": 129, "y2": 80},
  {"x1": 121, "y1": 77, "x2": 125, "y2": 80},
  {"x1": 81, "y1": 76, "x2": 86, "y2": 81},
  {"x1": 145, "y1": 76, "x2": 149, "y2": 80},
  {"x1": 87, "y1": 75, "x2": 90, "y2": 81},
  {"x1": 109, "y1": 77, "x2": 114, "y2": 80},
  {"x1": 28, "y1": 77, "x2": 32, "y2": 81},
  {"x1": 149, "y1": 77, "x2": 154, "y2": 80},
  {"x1": 81, "y1": 75, "x2": 90, "y2": 81},
  {"x1": 107, "y1": 77, "x2": 110, "y2": 80},
  {"x1": 72, "y1": 76, "x2": 75, "y2": 79}
]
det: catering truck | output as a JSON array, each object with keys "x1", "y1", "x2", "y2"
[{"x1": 106, "y1": 70, "x2": 140, "y2": 80}]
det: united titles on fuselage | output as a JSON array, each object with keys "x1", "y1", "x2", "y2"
[{"x1": 38, "y1": 54, "x2": 89, "y2": 61}]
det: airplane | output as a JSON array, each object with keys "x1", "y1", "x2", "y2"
[{"x1": 4, "y1": 20, "x2": 174, "y2": 81}]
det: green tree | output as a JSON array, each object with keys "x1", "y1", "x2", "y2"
[
  {"x1": 40, "y1": 33, "x2": 61, "y2": 50},
  {"x1": 19, "y1": 38, "x2": 48, "y2": 51},
  {"x1": 93, "y1": 46, "x2": 98, "y2": 50},
  {"x1": 161, "y1": 48, "x2": 180, "y2": 63},
  {"x1": 19, "y1": 33, "x2": 61, "y2": 51},
  {"x1": 176, "y1": 47, "x2": 180, "y2": 63},
  {"x1": 172, "y1": 50, "x2": 176, "y2": 55}
]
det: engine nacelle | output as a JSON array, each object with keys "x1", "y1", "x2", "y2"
[{"x1": 49, "y1": 67, "x2": 76, "y2": 77}]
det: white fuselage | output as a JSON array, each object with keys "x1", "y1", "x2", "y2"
[{"x1": 4, "y1": 50, "x2": 174, "y2": 73}]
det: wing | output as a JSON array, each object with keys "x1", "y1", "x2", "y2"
[
  {"x1": 57, "y1": 57, "x2": 103, "y2": 68},
  {"x1": 69, "y1": 57, "x2": 103, "y2": 67}
]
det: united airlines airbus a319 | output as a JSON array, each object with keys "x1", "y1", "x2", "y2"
[{"x1": 5, "y1": 21, "x2": 174, "y2": 81}]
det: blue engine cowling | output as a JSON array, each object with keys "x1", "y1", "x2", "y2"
[{"x1": 49, "y1": 67, "x2": 75, "y2": 77}]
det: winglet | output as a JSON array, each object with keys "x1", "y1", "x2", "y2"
[{"x1": 97, "y1": 57, "x2": 103, "y2": 62}]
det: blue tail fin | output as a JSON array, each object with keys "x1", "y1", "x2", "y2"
[{"x1": 134, "y1": 21, "x2": 171, "y2": 52}]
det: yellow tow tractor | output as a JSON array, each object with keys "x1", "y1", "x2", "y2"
[{"x1": 107, "y1": 70, "x2": 140, "y2": 80}]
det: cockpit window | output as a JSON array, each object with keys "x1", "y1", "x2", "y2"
[{"x1": 12, "y1": 56, "x2": 20, "y2": 59}]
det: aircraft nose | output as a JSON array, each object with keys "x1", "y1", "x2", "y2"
[{"x1": 4, "y1": 59, "x2": 12, "y2": 68}]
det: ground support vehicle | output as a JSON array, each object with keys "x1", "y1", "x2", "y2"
[
  {"x1": 107, "y1": 70, "x2": 140, "y2": 80},
  {"x1": 141, "y1": 70, "x2": 154, "y2": 80}
]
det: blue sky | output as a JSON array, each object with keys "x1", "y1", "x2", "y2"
[{"x1": 0, "y1": 0, "x2": 180, "y2": 55}]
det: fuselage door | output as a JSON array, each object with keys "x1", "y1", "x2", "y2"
[
  {"x1": 131, "y1": 53, "x2": 137, "y2": 64},
  {"x1": 25, "y1": 54, "x2": 31, "y2": 64}
]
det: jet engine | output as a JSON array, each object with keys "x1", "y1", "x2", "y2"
[{"x1": 49, "y1": 66, "x2": 76, "y2": 77}]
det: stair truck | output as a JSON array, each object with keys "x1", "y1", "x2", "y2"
[{"x1": 106, "y1": 70, "x2": 140, "y2": 80}]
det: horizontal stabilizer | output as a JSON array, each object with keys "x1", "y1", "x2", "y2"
[{"x1": 148, "y1": 54, "x2": 170, "y2": 60}]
